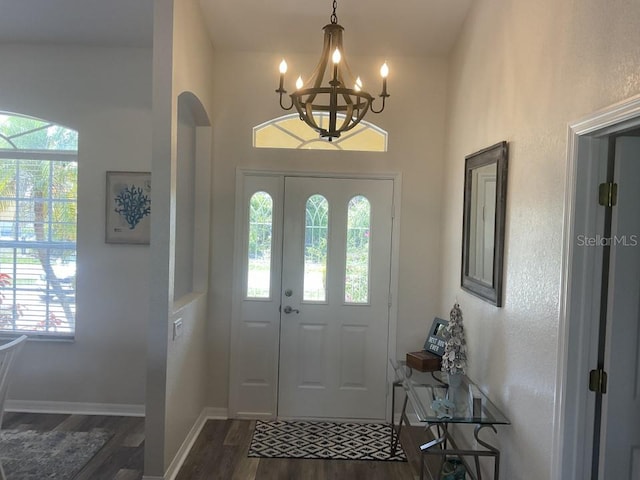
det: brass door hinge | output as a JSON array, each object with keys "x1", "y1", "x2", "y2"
[
  {"x1": 598, "y1": 182, "x2": 618, "y2": 207},
  {"x1": 589, "y1": 369, "x2": 608, "y2": 394}
]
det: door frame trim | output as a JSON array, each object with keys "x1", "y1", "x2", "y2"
[
  {"x1": 553, "y1": 94, "x2": 640, "y2": 479},
  {"x1": 229, "y1": 168, "x2": 402, "y2": 422}
]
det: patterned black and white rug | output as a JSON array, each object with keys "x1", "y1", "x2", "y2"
[{"x1": 247, "y1": 420, "x2": 407, "y2": 462}]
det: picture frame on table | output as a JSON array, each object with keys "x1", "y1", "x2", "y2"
[{"x1": 424, "y1": 317, "x2": 448, "y2": 356}]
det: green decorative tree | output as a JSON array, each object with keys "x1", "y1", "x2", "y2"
[{"x1": 441, "y1": 302, "x2": 467, "y2": 376}]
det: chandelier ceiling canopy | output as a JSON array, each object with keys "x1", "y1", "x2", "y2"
[{"x1": 276, "y1": 0, "x2": 389, "y2": 141}]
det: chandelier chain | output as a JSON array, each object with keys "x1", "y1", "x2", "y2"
[{"x1": 330, "y1": 0, "x2": 338, "y2": 24}]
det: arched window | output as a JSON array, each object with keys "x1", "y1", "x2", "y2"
[
  {"x1": 345, "y1": 196, "x2": 371, "y2": 304},
  {"x1": 304, "y1": 195, "x2": 329, "y2": 301},
  {"x1": 0, "y1": 112, "x2": 78, "y2": 338},
  {"x1": 253, "y1": 113, "x2": 388, "y2": 152},
  {"x1": 247, "y1": 191, "x2": 273, "y2": 299}
]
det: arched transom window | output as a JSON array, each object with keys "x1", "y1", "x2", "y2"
[{"x1": 253, "y1": 113, "x2": 388, "y2": 152}]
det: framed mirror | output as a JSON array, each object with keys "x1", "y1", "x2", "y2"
[{"x1": 461, "y1": 141, "x2": 508, "y2": 306}]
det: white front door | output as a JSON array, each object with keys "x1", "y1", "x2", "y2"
[
  {"x1": 228, "y1": 173, "x2": 397, "y2": 421},
  {"x1": 600, "y1": 136, "x2": 640, "y2": 479},
  {"x1": 277, "y1": 177, "x2": 394, "y2": 420}
]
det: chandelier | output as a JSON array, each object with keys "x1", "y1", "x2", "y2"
[{"x1": 276, "y1": 0, "x2": 389, "y2": 141}]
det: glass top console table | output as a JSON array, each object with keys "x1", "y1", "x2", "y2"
[{"x1": 391, "y1": 359, "x2": 510, "y2": 480}]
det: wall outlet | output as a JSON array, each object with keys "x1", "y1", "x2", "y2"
[{"x1": 173, "y1": 318, "x2": 183, "y2": 340}]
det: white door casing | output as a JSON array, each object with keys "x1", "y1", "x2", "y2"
[
  {"x1": 599, "y1": 137, "x2": 640, "y2": 480},
  {"x1": 554, "y1": 94, "x2": 640, "y2": 480},
  {"x1": 278, "y1": 177, "x2": 394, "y2": 420},
  {"x1": 228, "y1": 170, "x2": 400, "y2": 421}
]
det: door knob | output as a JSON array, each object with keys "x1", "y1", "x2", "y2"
[{"x1": 283, "y1": 305, "x2": 300, "y2": 314}]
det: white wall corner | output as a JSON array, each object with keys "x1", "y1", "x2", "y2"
[{"x1": 204, "y1": 406, "x2": 228, "y2": 419}]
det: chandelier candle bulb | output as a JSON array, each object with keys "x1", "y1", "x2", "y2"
[
  {"x1": 380, "y1": 62, "x2": 389, "y2": 97},
  {"x1": 332, "y1": 49, "x2": 341, "y2": 83},
  {"x1": 332, "y1": 48, "x2": 341, "y2": 64},
  {"x1": 277, "y1": 60, "x2": 287, "y2": 92},
  {"x1": 296, "y1": 76, "x2": 304, "y2": 90},
  {"x1": 276, "y1": 60, "x2": 289, "y2": 109}
]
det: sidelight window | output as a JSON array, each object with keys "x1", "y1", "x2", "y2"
[
  {"x1": 345, "y1": 196, "x2": 371, "y2": 304},
  {"x1": 247, "y1": 191, "x2": 273, "y2": 299}
]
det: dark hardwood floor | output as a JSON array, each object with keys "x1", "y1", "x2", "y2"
[
  {"x1": 1, "y1": 414, "x2": 430, "y2": 479},
  {"x1": 1, "y1": 412, "x2": 145, "y2": 480},
  {"x1": 176, "y1": 419, "x2": 428, "y2": 480}
]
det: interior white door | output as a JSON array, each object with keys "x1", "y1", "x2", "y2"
[
  {"x1": 278, "y1": 177, "x2": 394, "y2": 420},
  {"x1": 600, "y1": 136, "x2": 640, "y2": 479}
]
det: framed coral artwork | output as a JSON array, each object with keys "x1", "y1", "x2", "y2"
[{"x1": 105, "y1": 171, "x2": 151, "y2": 244}]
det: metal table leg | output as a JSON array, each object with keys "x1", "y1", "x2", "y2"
[
  {"x1": 391, "y1": 379, "x2": 397, "y2": 450},
  {"x1": 418, "y1": 423, "x2": 501, "y2": 480},
  {"x1": 391, "y1": 392, "x2": 408, "y2": 456}
]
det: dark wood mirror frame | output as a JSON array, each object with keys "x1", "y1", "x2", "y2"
[{"x1": 461, "y1": 141, "x2": 508, "y2": 307}]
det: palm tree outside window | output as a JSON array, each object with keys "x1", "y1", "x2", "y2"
[{"x1": 0, "y1": 112, "x2": 77, "y2": 338}]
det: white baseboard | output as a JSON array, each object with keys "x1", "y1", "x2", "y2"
[
  {"x1": 162, "y1": 407, "x2": 228, "y2": 480},
  {"x1": 204, "y1": 406, "x2": 228, "y2": 419},
  {"x1": 5, "y1": 399, "x2": 145, "y2": 417},
  {"x1": 277, "y1": 415, "x2": 387, "y2": 424},
  {"x1": 163, "y1": 408, "x2": 208, "y2": 480},
  {"x1": 233, "y1": 411, "x2": 276, "y2": 420}
]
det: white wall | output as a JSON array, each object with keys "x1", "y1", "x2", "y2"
[
  {"x1": 145, "y1": 0, "x2": 214, "y2": 476},
  {"x1": 208, "y1": 51, "x2": 449, "y2": 408},
  {"x1": 0, "y1": 45, "x2": 151, "y2": 408},
  {"x1": 440, "y1": 0, "x2": 640, "y2": 478}
]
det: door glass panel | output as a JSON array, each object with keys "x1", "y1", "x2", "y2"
[
  {"x1": 247, "y1": 191, "x2": 273, "y2": 298},
  {"x1": 345, "y1": 195, "x2": 371, "y2": 304},
  {"x1": 304, "y1": 195, "x2": 328, "y2": 302}
]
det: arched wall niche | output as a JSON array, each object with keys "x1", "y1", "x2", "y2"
[{"x1": 174, "y1": 91, "x2": 211, "y2": 302}]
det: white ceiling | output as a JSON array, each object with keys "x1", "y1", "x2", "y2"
[
  {"x1": 0, "y1": 0, "x2": 472, "y2": 56},
  {"x1": 0, "y1": 0, "x2": 154, "y2": 47},
  {"x1": 199, "y1": 0, "x2": 472, "y2": 56}
]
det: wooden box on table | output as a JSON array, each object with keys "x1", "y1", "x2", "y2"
[{"x1": 405, "y1": 351, "x2": 442, "y2": 372}]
